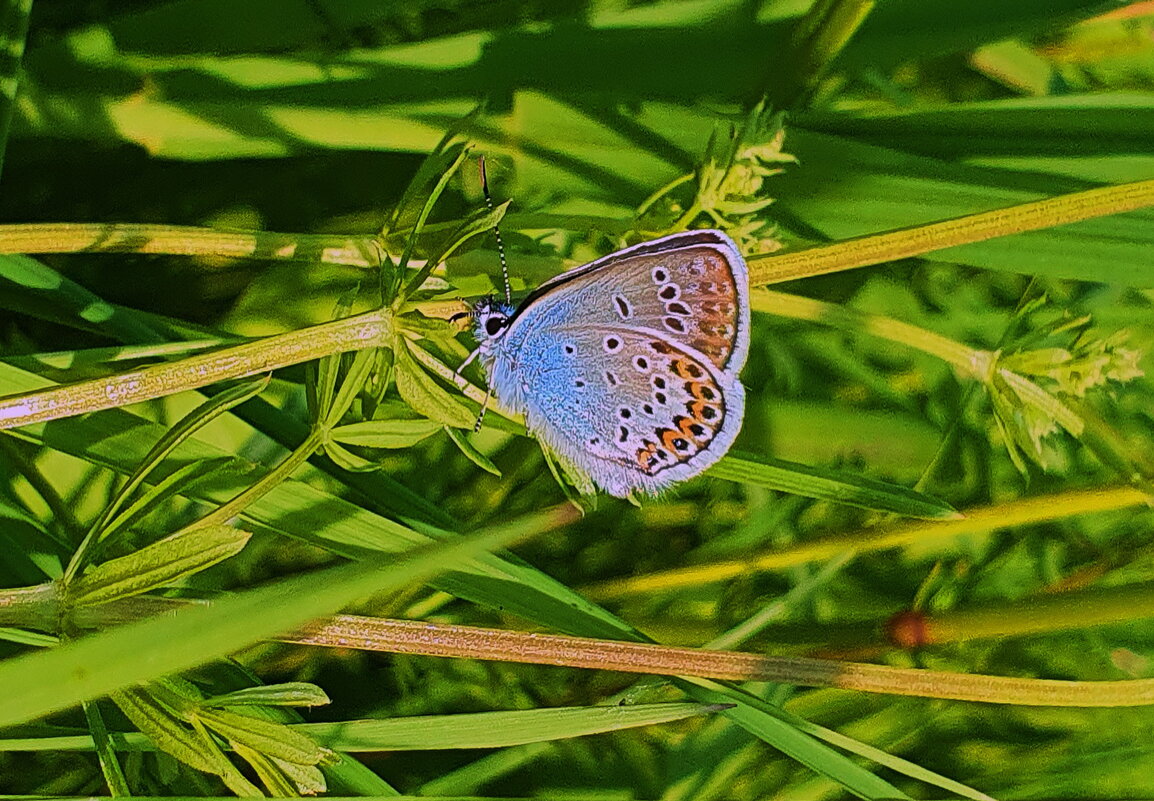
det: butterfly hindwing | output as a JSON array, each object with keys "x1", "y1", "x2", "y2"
[{"x1": 507, "y1": 322, "x2": 744, "y2": 497}]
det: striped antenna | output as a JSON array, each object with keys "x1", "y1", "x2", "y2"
[{"x1": 479, "y1": 155, "x2": 512, "y2": 305}]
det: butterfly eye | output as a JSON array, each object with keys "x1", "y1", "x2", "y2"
[{"x1": 485, "y1": 316, "x2": 508, "y2": 336}]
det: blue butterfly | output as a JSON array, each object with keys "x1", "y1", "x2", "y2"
[{"x1": 467, "y1": 230, "x2": 750, "y2": 497}]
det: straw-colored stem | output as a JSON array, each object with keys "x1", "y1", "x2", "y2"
[
  {"x1": 48, "y1": 593, "x2": 1154, "y2": 707},
  {"x1": 285, "y1": 615, "x2": 1154, "y2": 707},
  {"x1": 750, "y1": 178, "x2": 1154, "y2": 285},
  {"x1": 0, "y1": 309, "x2": 391, "y2": 431}
]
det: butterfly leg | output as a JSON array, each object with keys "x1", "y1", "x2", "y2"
[
  {"x1": 472, "y1": 388, "x2": 494, "y2": 432},
  {"x1": 454, "y1": 347, "x2": 481, "y2": 388}
]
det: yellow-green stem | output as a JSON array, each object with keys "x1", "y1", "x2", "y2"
[
  {"x1": 921, "y1": 582, "x2": 1154, "y2": 645},
  {"x1": 749, "y1": 178, "x2": 1154, "y2": 285},
  {"x1": 751, "y1": 288, "x2": 984, "y2": 373},
  {"x1": 0, "y1": 223, "x2": 382, "y2": 267},
  {"x1": 584, "y1": 485, "x2": 1151, "y2": 599}
]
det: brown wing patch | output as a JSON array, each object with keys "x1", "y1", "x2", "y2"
[
  {"x1": 645, "y1": 248, "x2": 741, "y2": 369},
  {"x1": 606, "y1": 245, "x2": 744, "y2": 369}
]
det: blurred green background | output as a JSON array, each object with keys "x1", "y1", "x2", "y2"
[{"x1": 2, "y1": 0, "x2": 1154, "y2": 798}]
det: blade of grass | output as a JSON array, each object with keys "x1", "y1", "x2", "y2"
[
  {"x1": 0, "y1": 511, "x2": 550, "y2": 727},
  {"x1": 713, "y1": 451, "x2": 959, "y2": 520}
]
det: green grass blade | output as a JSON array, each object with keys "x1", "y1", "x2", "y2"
[
  {"x1": 713, "y1": 451, "x2": 959, "y2": 519},
  {"x1": 0, "y1": 0, "x2": 32, "y2": 179},
  {"x1": 0, "y1": 515, "x2": 544, "y2": 727},
  {"x1": 1, "y1": 702, "x2": 724, "y2": 752},
  {"x1": 82, "y1": 700, "x2": 130, "y2": 796},
  {"x1": 773, "y1": 128, "x2": 1154, "y2": 286},
  {"x1": 681, "y1": 679, "x2": 908, "y2": 801}
]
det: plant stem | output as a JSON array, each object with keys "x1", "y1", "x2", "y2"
[
  {"x1": 283, "y1": 614, "x2": 1154, "y2": 707},
  {"x1": 751, "y1": 288, "x2": 985, "y2": 374},
  {"x1": 187, "y1": 430, "x2": 325, "y2": 532},
  {"x1": 749, "y1": 177, "x2": 1154, "y2": 285},
  {"x1": 0, "y1": 584, "x2": 58, "y2": 630},
  {"x1": 4, "y1": 570, "x2": 1149, "y2": 707},
  {"x1": 11, "y1": 592, "x2": 1141, "y2": 707},
  {"x1": 0, "y1": 223, "x2": 383, "y2": 267},
  {"x1": 583, "y1": 485, "x2": 1152, "y2": 598},
  {"x1": 907, "y1": 582, "x2": 1154, "y2": 645},
  {"x1": 0, "y1": 310, "x2": 392, "y2": 431}
]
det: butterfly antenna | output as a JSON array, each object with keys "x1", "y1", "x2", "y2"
[{"x1": 479, "y1": 155, "x2": 512, "y2": 306}]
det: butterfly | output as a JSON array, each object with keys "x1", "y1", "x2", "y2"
[{"x1": 466, "y1": 229, "x2": 750, "y2": 498}]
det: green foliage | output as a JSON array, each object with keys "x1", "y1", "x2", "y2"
[{"x1": 1, "y1": 1, "x2": 1153, "y2": 799}]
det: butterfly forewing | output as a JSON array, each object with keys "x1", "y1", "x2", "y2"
[{"x1": 511, "y1": 232, "x2": 750, "y2": 373}]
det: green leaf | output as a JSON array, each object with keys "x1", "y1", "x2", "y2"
[
  {"x1": 0, "y1": 627, "x2": 57, "y2": 647},
  {"x1": 300, "y1": 702, "x2": 725, "y2": 750},
  {"x1": 0, "y1": 363, "x2": 622, "y2": 639},
  {"x1": 271, "y1": 753, "x2": 327, "y2": 795},
  {"x1": 393, "y1": 338, "x2": 476, "y2": 428},
  {"x1": 842, "y1": 0, "x2": 1114, "y2": 71},
  {"x1": 203, "y1": 682, "x2": 330, "y2": 709},
  {"x1": 12, "y1": 702, "x2": 727, "y2": 753},
  {"x1": 111, "y1": 688, "x2": 227, "y2": 776},
  {"x1": 68, "y1": 525, "x2": 252, "y2": 607},
  {"x1": 83, "y1": 700, "x2": 130, "y2": 796},
  {"x1": 322, "y1": 348, "x2": 378, "y2": 428},
  {"x1": 330, "y1": 418, "x2": 443, "y2": 449},
  {"x1": 198, "y1": 707, "x2": 326, "y2": 765},
  {"x1": 0, "y1": 0, "x2": 33, "y2": 177},
  {"x1": 444, "y1": 425, "x2": 502, "y2": 476},
  {"x1": 233, "y1": 741, "x2": 299, "y2": 796},
  {"x1": 322, "y1": 438, "x2": 384, "y2": 472},
  {"x1": 386, "y1": 141, "x2": 471, "y2": 302},
  {"x1": 0, "y1": 254, "x2": 164, "y2": 343},
  {"x1": 680, "y1": 679, "x2": 909, "y2": 801},
  {"x1": 711, "y1": 451, "x2": 960, "y2": 520},
  {"x1": 401, "y1": 199, "x2": 511, "y2": 300},
  {"x1": 387, "y1": 140, "x2": 471, "y2": 240},
  {"x1": 97, "y1": 456, "x2": 234, "y2": 545},
  {"x1": 771, "y1": 127, "x2": 1154, "y2": 286},
  {"x1": 63, "y1": 374, "x2": 269, "y2": 582}
]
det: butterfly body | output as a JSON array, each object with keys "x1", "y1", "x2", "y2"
[{"x1": 472, "y1": 230, "x2": 749, "y2": 498}]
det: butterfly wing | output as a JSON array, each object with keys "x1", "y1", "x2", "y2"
[
  {"x1": 509, "y1": 230, "x2": 750, "y2": 374},
  {"x1": 492, "y1": 321, "x2": 744, "y2": 498},
  {"x1": 482, "y1": 230, "x2": 750, "y2": 498}
]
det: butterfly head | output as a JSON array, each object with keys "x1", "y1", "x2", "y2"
[{"x1": 471, "y1": 296, "x2": 517, "y2": 346}]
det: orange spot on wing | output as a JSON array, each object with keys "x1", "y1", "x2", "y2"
[
  {"x1": 686, "y1": 381, "x2": 717, "y2": 402},
  {"x1": 672, "y1": 359, "x2": 706, "y2": 380},
  {"x1": 675, "y1": 415, "x2": 707, "y2": 442},
  {"x1": 635, "y1": 440, "x2": 661, "y2": 472}
]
